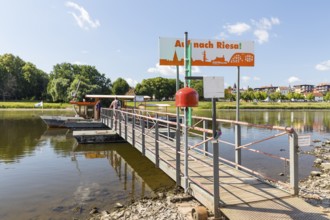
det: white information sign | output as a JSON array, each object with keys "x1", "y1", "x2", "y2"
[
  {"x1": 134, "y1": 95, "x2": 144, "y2": 102},
  {"x1": 298, "y1": 135, "x2": 311, "y2": 147},
  {"x1": 203, "y1": 76, "x2": 224, "y2": 98}
]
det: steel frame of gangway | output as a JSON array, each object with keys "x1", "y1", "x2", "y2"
[{"x1": 99, "y1": 108, "x2": 322, "y2": 219}]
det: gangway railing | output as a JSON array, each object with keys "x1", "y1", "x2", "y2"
[{"x1": 100, "y1": 107, "x2": 299, "y2": 213}]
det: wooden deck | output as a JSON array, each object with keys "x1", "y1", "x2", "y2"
[{"x1": 101, "y1": 109, "x2": 329, "y2": 219}]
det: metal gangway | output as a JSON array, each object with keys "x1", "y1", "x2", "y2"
[{"x1": 100, "y1": 108, "x2": 329, "y2": 220}]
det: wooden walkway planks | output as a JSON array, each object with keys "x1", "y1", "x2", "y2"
[{"x1": 108, "y1": 115, "x2": 329, "y2": 219}]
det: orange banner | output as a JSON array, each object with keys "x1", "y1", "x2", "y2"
[{"x1": 159, "y1": 38, "x2": 254, "y2": 67}]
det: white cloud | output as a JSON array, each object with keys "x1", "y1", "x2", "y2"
[
  {"x1": 254, "y1": 29, "x2": 269, "y2": 44},
  {"x1": 241, "y1": 76, "x2": 260, "y2": 82},
  {"x1": 147, "y1": 63, "x2": 200, "y2": 76},
  {"x1": 242, "y1": 76, "x2": 250, "y2": 82},
  {"x1": 271, "y1": 17, "x2": 280, "y2": 25},
  {"x1": 73, "y1": 61, "x2": 84, "y2": 65},
  {"x1": 252, "y1": 17, "x2": 280, "y2": 44},
  {"x1": 288, "y1": 76, "x2": 300, "y2": 83},
  {"x1": 66, "y1": 1, "x2": 100, "y2": 30},
  {"x1": 221, "y1": 17, "x2": 280, "y2": 44},
  {"x1": 315, "y1": 60, "x2": 330, "y2": 71},
  {"x1": 252, "y1": 17, "x2": 280, "y2": 30},
  {"x1": 223, "y1": 22, "x2": 251, "y2": 35},
  {"x1": 126, "y1": 78, "x2": 138, "y2": 87},
  {"x1": 215, "y1": 32, "x2": 228, "y2": 40}
]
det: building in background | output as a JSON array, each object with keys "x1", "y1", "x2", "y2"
[
  {"x1": 315, "y1": 83, "x2": 330, "y2": 95},
  {"x1": 293, "y1": 84, "x2": 314, "y2": 94}
]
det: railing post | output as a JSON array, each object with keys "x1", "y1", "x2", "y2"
[
  {"x1": 167, "y1": 115, "x2": 170, "y2": 140},
  {"x1": 141, "y1": 119, "x2": 145, "y2": 156},
  {"x1": 235, "y1": 124, "x2": 241, "y2": 170},
  {"x1": 119, "y1": 111, "x2": 122, "y2": 136},
  {"x1": 203, "y1": 120, "x2": 208, "y2": 156},
  {"x1": 125, "y1": 113, "x2": 128, "y2": 141},
  {"x1": 289, "y1": 130, "x2": 299, "y2": 195},
  {"x1": 213, "y1": 141, "x2": 220, "y2": 219},
  {"x1": 114, "y1": 110, "x2": 117, "y2": 131},
  {"x1": 110, "y1": 110, "x2": 114, "y2": 129},
  {"x1": 155, "y1": 121, "x2": 159, "y2": 168},
  {"x1": 105, "y1": 109, "x2": 109, "y2": 127},
  {"x1": 132, "y1": 114, "x2": 135, "y2": 146}
]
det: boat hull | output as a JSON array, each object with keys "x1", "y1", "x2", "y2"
[{"x1": 40, "y1": 116, "x2": 109, "y2": 129}]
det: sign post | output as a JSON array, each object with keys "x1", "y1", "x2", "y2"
[
  {"x1": 235, "y1": 66, "x2": 241, "y2": 170},
  {"x1": 204, "y1": 76, "x2": 224, "y2": 219},
  {"x1": 183, "y1": 32, "x2": 189, "y2": 192},
  {"x1": 175, "y1": 65, "x2": 181, "y2": 186}
]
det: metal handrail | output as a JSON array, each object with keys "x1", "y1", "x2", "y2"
[{"x1": 101, "y1": 107, "x2": 299, "y2": 196}]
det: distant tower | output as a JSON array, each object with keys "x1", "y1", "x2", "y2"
[
  {"x1": 203, "y1": 51, "x2": 208, "y2": 62},
  {"x1": 173, "y1": 51, "x2": 179, "y2": 63},
  {"x1": 233, "y1": 83, "x2": 237, "y2": 91}
]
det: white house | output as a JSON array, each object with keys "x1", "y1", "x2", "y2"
[
  {"x1": 314, "y1": 92, "x2": 324, "y2": 102},
  {"x1": 276, "y1": 86, "x2": 290, "y2": 96}
]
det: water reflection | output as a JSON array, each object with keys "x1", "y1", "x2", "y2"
[
  {"x1": 0, "y1": 113, "x2": 45, "y2": 163},
  {"x1": 193, "y1": 109, "x2": 330, "y2": 180},
  {"x1": 197, "y1": 109, "x2": 330, "y2": 134},
  {"x1": 0, "y1": 111, "x2": 174, "y2": 220},
  {"x1": 74, "y1": 144, "x2": 175, "y2": 200}
]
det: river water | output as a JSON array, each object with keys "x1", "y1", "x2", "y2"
[
  {"x1": 0, "y1": 109, "x2": 329, "y2": 219},
  {"x1": 0, "y1": 110, "x2": 175, "y2": 220}
]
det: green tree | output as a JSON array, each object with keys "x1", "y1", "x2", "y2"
[
  {"x1": 0, "y1": 53, "x2": 48, "y2": 100},
  {"x1": 190, "y1": 80, "x2": 203, "y2": 100},
  {"x1": 22, "y1": 62, "x2": 48, "y2": 100},
  {"x1": 241, "y1": 90, "x2": 254, "y2": 102},
  {"x1": 112, "y1": 77, "x2": 130, "y2": 95},
  {"x1": 253, "y1": 91, "x2": 267, "y2": 101},
  {"x1": 0, "y1": 54, "x2": 24, "y2": 100},
  {"x1": 287, "y1": 92, "x2": 304, "y2": 101},
  {"x1": 287, "y1": 92, "x2": 295, "y2": 101},
  {"x1": 168, "y1": 78, "x2": 183, "y2": 99},
  {"x1": 135, "y1": 77, "x2": 178, "y2": 100},
  {"x1": 294, "y1": 92, "x2": 304, "y2": 100},
  {"x1": 47, "y1": 63, "x2": 111, "y2": 102},
  {"x1": 225, "y1": 88, "x2": 235, "y2": 101},
  {"x1": 306, "y1": 93, "x2": 315, "y2": 101},
  {"x1": 269, "y1": 92, "x2": 282, "y2": 101},
  {"x1": 135, "y1": 79, "x2": 155, "y2": 98},
  {"x1": 324, "y1": 92, "x2": 330, "y2": 101}
]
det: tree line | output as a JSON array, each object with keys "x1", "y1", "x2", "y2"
[
  {"x1": 230, "y1": 89, "x2": 330, "y2": 102},
  {"x1": 0, "y1": 54, "x2": 116, "y2": 102},
  {"x1": 0, "y1": 53, "x2": 204, "y2": 102},
  {"x1": 3, "y1": 53, "x2": 329, "y2": 103}
]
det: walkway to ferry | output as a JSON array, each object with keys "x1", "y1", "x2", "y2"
[{"x1": 101, "y1": 108, "x2": 329, "y2": 219}]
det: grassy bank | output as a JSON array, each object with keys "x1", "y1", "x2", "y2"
[
  {"x1": 1, "y1": 101, "x2": 330, "y2": 110},
  {"x1": 127, "y1": 100, "x2": 330, "y2": 111},
  {"x1": 0, "y1": 101, "x2": 71, "y2": 109},
  {"x1": 199, "y1": 101, "x2": 330, "y2": 110}
]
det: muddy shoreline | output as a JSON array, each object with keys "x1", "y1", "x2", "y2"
[{"x1": 299, "y1": 138, "x2": 330, "y2": 213}]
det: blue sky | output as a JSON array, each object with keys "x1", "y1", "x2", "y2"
[{"x1": 1, "y1": 0, "x2": 330, "y2": 89}]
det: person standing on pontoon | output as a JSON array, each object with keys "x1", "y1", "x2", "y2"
[{"x1": 109, "y1": 97, "x2": 119, "y2": 118}]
